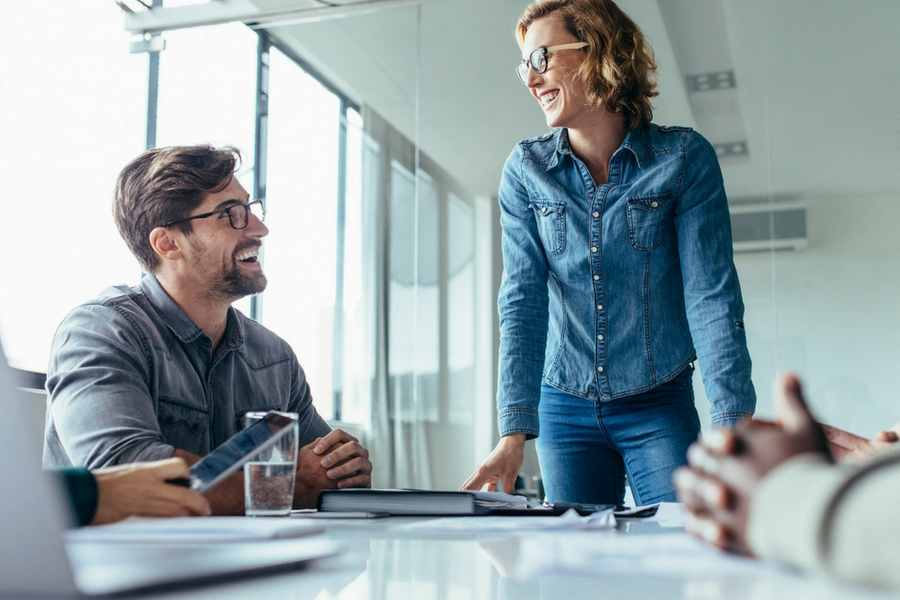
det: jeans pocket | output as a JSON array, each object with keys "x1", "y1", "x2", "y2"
[
  {"x1": 528, "y1": 200, "x2": 567, "y2": 255},
  {"x1": 626, "y1": 192, "x2": 671, "y2": 251}
]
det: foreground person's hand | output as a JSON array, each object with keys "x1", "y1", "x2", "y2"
[
  {"x1": 674, "y1": 373, "x2": 831, "y2": 555},
  {"x1": 821, "y1": 420, "x2": 900, "y2": 462},
  {"x1": 91, "y1": 458, "x2": 211, "y2": 525}
]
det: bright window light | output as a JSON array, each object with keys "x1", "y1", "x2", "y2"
[{"x1": 0, "y1": 3, "x2": 147, "y2": 371}]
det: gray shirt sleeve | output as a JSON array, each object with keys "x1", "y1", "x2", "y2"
[
  {"x1": 44, "y1": 304, "x2": 175, "y2": 469},
  {"x1": 289, "y1": 355, "x2": 332, "y2": 445}
]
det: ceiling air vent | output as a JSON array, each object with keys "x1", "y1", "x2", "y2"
[{"x1": 729, "y1": 199, "x2": 807, "y2": 253}]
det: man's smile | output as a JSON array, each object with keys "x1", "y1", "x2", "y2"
[{"x1": 235, "y1": 247, "x2": 260, "y2": 264}]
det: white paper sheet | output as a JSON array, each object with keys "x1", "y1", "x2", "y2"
[
  {"x1": 66, "y1": 516, "x2": 324, "y2": 543},
  {"x1": 644, "y1": 502, "x2": 688, "y2": 527},
  {"x1": 392, "y1": 508, "x2": 616, "y2": 533}
]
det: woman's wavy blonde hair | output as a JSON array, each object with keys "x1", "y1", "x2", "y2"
[{"x1": 517, "y1": 0, "x2": 658, "y2": 130}]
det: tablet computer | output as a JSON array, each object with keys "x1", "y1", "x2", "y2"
[{"x1": 185, "y1": 411, "x2": 298, "y2": 493}]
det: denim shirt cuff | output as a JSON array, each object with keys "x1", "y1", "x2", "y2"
[
  {"x1": 498, "y1": 407, "x2": 540, "y2": 440},
  {"x1": 711, "y1": 411, "x2": 752, "y2": 429}
]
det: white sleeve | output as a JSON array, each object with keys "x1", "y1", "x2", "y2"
[{"x1": 749, "y1": 447, "x2": 900, "y2": 590}]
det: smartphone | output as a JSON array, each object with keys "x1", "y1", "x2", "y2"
[{"x1": 185, "y1": 411, "x2": 298, "y2": 493}]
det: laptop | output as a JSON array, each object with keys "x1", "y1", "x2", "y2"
[{"x1": 0, "y1": 339, "x2": 342, "y2": 597}]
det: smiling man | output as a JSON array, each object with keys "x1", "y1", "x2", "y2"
[{"x1": 43, "y1": 145, "x2": 372, "y2": 514}]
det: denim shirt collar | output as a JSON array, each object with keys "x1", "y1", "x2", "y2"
[
  {"x1": 547, "y1": 127, "x2": 647, "y2": 171},
  {"x1": 138, "y1": 274, "x2": 244, "y2": 351}
]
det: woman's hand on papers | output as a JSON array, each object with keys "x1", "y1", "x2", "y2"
[
  {"x1": 674, "y1": 373, "x2": 830, "y2": 555},
  {"x1": 91, "y1": 458, "x2": 212, "y2": 525},
  {"x1": 460, "y1": 434, "x2": 526, "y2": 494},
  {"x1": 294, "y1": 429, "x2": 373, "y2": 508}
]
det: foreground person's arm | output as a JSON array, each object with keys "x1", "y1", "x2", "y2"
[
  {"x1": 675, "y1": 373, "x2": 900, "y2": 591},
  {"x1": 62, "y1": 458, "x2": 211, "y2": 526}
]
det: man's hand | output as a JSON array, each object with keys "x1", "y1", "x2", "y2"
[
  {"x1": 91, "y1": 458, "x2": 212, "y2": 525},
  {"x1": 460, "y1": 434, "x2": 526, "y2": 494},
  {"x1": 293, "y1": 429, "x2": 372, "y2": 509},
  {"x1": 821, "y1": 421, "x2": 900, "y2": 462},
  {"x1": 674, "y1": 373, "x2": 830, "y2": 555}
]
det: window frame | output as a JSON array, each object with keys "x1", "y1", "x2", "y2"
[{"x1": 254, "y1": 31, "x2": 361, "y2": 421}]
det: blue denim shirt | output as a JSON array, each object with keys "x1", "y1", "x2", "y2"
[
  {"x1": 43, "y1": 275, "x2": 331, "y2": 468},
  {"x1": 497, "y1": 125, "x2": 756, "y2": 437}
]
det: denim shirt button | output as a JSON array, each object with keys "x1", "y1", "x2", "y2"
[
  {"x1": 651, "y1": 201, "x2": 659, "y2": 208},
  {"x1": 592, "y1": 274, "x2": 600, "y2": 281},
  {"x1": 596, "y1": 304, "x2": 603, "y2": 310},
  {"x1": 597, "y1": 366, "x2": 604, "y2": 373},
  {"x1": 541, "y1": 207, "x2": 548, "y2": 213},
  {"x1": 592, "y1": 211, "x2": 600, "y2": 218},
  {"x1": 591, "y1": 246, "x2": 598, "y2": 253},
  {"x1": 597, "y1": 334, "x2": 604, "y2": 341}
]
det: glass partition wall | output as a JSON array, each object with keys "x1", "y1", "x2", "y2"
[
  {"x1": 717, "y1": 0, "x2": 900, "y2": 436},
  {"x1": 271, "y1": 0, "x2": 900, "y2": 490}
]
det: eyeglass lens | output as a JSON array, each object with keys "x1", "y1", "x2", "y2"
[
  {"x1": 517, "y1": 48, "x2": 548, "y2": 83},
  {"x1": 227, "y1": 200, "x2": 265, "y2": 229}
]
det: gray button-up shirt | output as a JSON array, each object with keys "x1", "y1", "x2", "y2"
[{"x1": 43, "y1": 275, "x2": 331, "y2": 468}]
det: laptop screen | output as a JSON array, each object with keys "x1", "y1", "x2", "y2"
[{"x1": 0, "y1": 339, "x2": 79, "y2": 596}]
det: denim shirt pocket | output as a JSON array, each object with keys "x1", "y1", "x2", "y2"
[
  {"x1": 626, "y1": 192, "x2": 671, "y2": 251},
  {"x1": 158, "y1": 397, "x2": 209, "y2": 451},
  {"x1": 528, "y1": 199, "x2": 567, "y2": 255}
]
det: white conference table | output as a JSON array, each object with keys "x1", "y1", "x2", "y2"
[{"x1": 122, "y1": 513, "x2": 895, "y2": 600}]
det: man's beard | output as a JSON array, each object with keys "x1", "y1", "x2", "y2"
[
  {"x1": 213, "y1": 261, "x2": 268, "y2": 300},
  {"x1": 185, "y1": 235, "x2": 267, "y2": 303}
]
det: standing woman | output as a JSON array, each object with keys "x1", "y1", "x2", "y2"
[{"x1": 461, "y1": 0, "x2": 755, "y2": 506}]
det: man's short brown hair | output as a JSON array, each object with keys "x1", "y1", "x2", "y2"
[
  {"x1": 517, "y1": 0, "x2": 658, "y2": 130},
  {"x1": 113, "y1": 145, "x2": 241, "y2": 273}
]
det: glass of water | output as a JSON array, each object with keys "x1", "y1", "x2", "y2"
[{"x1": 243, "y1": 411, "x2": 299, "y2": 517}]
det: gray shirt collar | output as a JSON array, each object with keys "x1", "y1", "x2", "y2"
[{"x1": 138, "y1": 274, "x2": 244, "y2": 350}]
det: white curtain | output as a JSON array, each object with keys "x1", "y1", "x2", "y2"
[{"x1": 359, "y1": 107, "x2": 434, "y2": 489}]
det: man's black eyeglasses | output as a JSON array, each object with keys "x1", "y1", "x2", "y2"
[{"x1": 162, "y1": 199, "x2": 265, "y2": 230}]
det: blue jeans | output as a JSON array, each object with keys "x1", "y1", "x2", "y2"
[{"x1": 535, "y1": 367, "x2": 701, "y2": 506}]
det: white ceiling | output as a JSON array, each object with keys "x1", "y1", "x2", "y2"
[{"x1": 254, "y1": 0, "x2": 900, "y2": 201}]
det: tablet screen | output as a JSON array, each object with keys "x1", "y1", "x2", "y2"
[{"x1": 189, "y1": 411, "x2": 297, "y2": 493}]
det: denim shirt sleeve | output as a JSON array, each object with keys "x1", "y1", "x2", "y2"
[
  {"x1": 674, "y1": 132, "x2": 756, "y2": 427},
  {"x1": 496, "y1": 145, "x2": 549, "y2": 439},
  {"x1": 44, "y1": 304, "x2": 176, "y2": 468}
]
